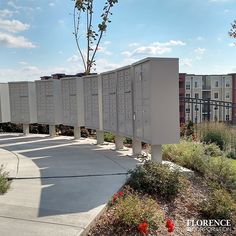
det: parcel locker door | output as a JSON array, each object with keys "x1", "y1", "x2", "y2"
[
  {"x1": 20, "y1": 96, "x2": 29, "y2": 123},
  {"x1": 92, "y1": 94, "x2": 99, "y2": 128},
  {"x1": 70, "y1": 94, "x2": 77, "y2": 124},
  {"x1": 84, "y1": 79, "x2": 92, "y2": 127},
  {"x1": 125, "y1": 92, "x2": 133, "y2": 136},
  {"x1": 62, "y1": 80, "x2": 70, "y2": 124},
  {"x1": 134, "y1": 107, "x2": 143, "y2": 139},
  {"x1": 117, "y1": 93, "x2": 125, "y2": 134},
  {"x1": 124, "y1": 69, "x2": 132, "y2": 93},
  {"x1": 142, "y1": 99, "x2": 151, "y2": 142},
  {"x1": 109, "y1": 93, "x2": 117, "y2": 132},
  {"x1": 102, "y1": 78, "x2": 110, "y2": 130}
]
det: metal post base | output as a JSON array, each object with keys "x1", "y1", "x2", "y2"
[
  {"x1": 115, "y1": 135, "x2": 124, "y2": 150},
  {"x1": 49, "y1": 125, "x2": 56, "y2": 137},
  {"x1": 96, "y1": 130, "x2": 104, "y2": 145},
  {"x1": 23, "y1": 124, "x2": 30, "y2": 136},
  {"x1": 132, "y1": 138, "x2": 142, "y2": 155},
  {"x1": 74, "y1": 126, "x2": 81, "y2": 140},
  {"x1": 151, "y1": 145, "x2": 162, "y2": 163}
]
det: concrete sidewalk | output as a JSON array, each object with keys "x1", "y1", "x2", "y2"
[{"x1": 0, "y1": 133, "x2": 138, "y2": 236}]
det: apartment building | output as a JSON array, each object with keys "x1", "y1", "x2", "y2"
[{"x1": 179, "y1": 73, "x2": 236, "y2": 124}]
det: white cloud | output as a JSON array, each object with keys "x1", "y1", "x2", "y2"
[
  {"x1": 122, "y1": 40, "x2": 186, "y2": 58},
  {"x1": 196, "y1": 36, "x2": 204, "y2": 41},
  {"x1": 103, "y1": 41, "x2": 111, "y2": 45},
  {"x1": 49, "y1": 3, "x2": 55, "y2": 7},
  {"x1": 58, "y1": 20, "x2": 65, "y2": 26},
  {"x1": 67, "y1": 55, "x2": 80, "y2": 63},
  {"x1": 194, "y1": 47, "x2": 206, "y2": 55},
  {"x1": 97, "y1": 46, "x2": 112, "y2": 55},
  {"x1": 7, "y1": 1, "x2": 33, "y2": 11},
  {"x1": 180, "y1": 58, "x2": 193, "y2": 67},
  {"x1": 19, "y1": 61, "x2": 28, "y2": 65},
  {"x1": 129, "y1": 42, "x2": 140, "y2": 47},
  {"x1": 229, "y1": 42, "x2": 236, "y2": 47},
  {"x1": 0, "y1": 9, "x2": 14, "y2": 18},
  {"x1": 0, "y1": 32, "x2": 36, "y2": 48},
  {"x1": 0, "y1": 19, "x2": 30, "y2": 33},
  {"x1": 0, "y1": 64, "x2": 84, "y2": 82}
]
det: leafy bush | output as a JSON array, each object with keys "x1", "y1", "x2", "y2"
[
  {"x1": 0, "y1": 165, "x2": 10, "y2": 194},
  {"x1": 127, "y1": 161, "x2": 183, "y2": 200},
  {"x1": 114, "y1": 188, "x2": 163, "y2": 232},
  {"x1": 227, "y1": 151, "x2": 236, "y2": 160},
  {"x1": 204, "y1": 143, "x2": 222, "y2": 157},
  {"x1": 201, "y1": 188, "x2": 236, "y2": 220},
  {"x1": 163, "y1": 140, "x2": 236, "y2": 193},
  {"x1": 163, "y1": 141, "x2": 207, "y2": 174},
  {"x1": 180, "y1": 121, "x2": 194, "y2": 137},
  {"x1": 205, "y1": 157, "x2": 236, "y2": 192},
  {"x1": 104, "y1": 132, "x2": 115, "y2": 142},
  {"x1": 198, "y1": 123, "x2": 231, "y2": 150},
  {"x1": 203, "y1": 132, "x2": 225, "y2": 150}
]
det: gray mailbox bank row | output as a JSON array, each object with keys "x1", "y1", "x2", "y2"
[{"x1": 0, "y1": 58, "x2": 180, "y2": 162}]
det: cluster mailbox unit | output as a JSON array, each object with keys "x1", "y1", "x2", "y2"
[
  {"x1": 83, "y1": 74, "x2": 104, "y2": 144},
  {"x1": 101, "y1": 67, "x2": 134, "y2": 150},
  {"x1": 132, "y1": 58, "x2": 180, "y2": 161},
  {"x1": 35, "y1": 79, "x2": 62, "y2": 136},
  {"x1": 3, "y1": 57, "x2": 180, "y2": 162},
  {"x1": 61, "y1": 77, "x2": 84, "y2": 139},
  {"x1": 8, "y1": 81, "x2": 37, "y2": 135},
  {"x1": 100, "y1": 57, "x2": 180, "y2": 160},
  {"x1": 0, "y1": 83, "x2": 11, "y2": 123}
]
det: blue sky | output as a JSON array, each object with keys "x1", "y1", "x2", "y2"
[{"x1": 0, "y1": 0, "x2": 235, "y2": 82}]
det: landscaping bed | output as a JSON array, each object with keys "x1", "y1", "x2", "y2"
[
  {"x1": 88, "y1": 175, "x2": 209, "y2": 235},
  {"x1": 0, "y1": 165, "x2": 11, "y2": 195},
  {"x1": 88, "y1": 134, "x2": 236, "y2": 235}
]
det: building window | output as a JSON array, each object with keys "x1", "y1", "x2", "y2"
[
  {"x1": 215, "y1": 81, "x2": 219, "y2": 87},
  {"x1": 195, "y1": 81, "x2": 198, "y2": 88},
  {"x1": 186, "y1": 81, "x2": 190, "y2": 90},
  {"x1": 214, "y1": 93, "x2": 218, "y2": 99},
  {"x1": 186, "y1": 93, "x2": 190, "y2": 98},
  {"x1": 186, "y1": 108, "x2": 190, "y2": 113},
  {"x1": 195, "y1": 93, "x2": 199, "y2": 99},
  {"x1": 226, "y1": 115, "x2": 230, "y2": 121},
  {"x1": 226, "y1": 92, "x2": 230, "y2": 99},
  {"x1": 226, "y1": 82, "x2": 230, "y2": 87}
]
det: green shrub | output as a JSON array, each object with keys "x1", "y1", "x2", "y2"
[
  {"x1": 203, "y1": 132, "x2": 225, "y2": 150},
  {"x1": 201, "y1": 188, "x2": 236, "y2": 220},
  {"x1": 0, "y1": 165, "x2": 10, "y2": 194},
  {"x1": 163, "y1": 140, "x2": 207, "y2": 174},
  {"x1": 205, "y1": 157, "x2": 236, "y2": 192},
  {"x1": 114, "y1": 188, "x2": 163, "y2": 232},
  {"x1": 198, "y1": 123, "x2": 231, "y2": 150},
  {"x1": 127, "y1": 161, "x2": 183, "y2": 200},
  {"x1": 227, "y1": 151, "x2": 236, "y2": 160},
  {"x1": 204, "y1": 143, "x2": 222, "y2": 157},
  {"x1": 104, "y1": 132, "x2": 115, "y2": 142}
]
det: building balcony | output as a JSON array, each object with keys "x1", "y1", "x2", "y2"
[{"x1": 202, "y1": 85, "x2": 211, "y2": 90}]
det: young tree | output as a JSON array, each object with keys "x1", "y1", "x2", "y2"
[
  {"x1": 229, "y1": 20, "x2": 236, "y2": 38},
  {"x1": 73, "y1": 0, "x2": 118, "y2": 75}
]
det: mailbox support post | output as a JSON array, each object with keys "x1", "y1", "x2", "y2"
[
  {"x1": 151, "y1": 145, "x2": 162, "y2": 163},
  {"x1": 49, "y1": 125, "x2": 56, "y2": 137},
  {"x1": 23, "y1": 124, "x2": 30, "y2": 136},
  {"x1": 132, "y1": 138, "x2": 142, "y2": 155},
  {"x1": 115, "y1": 135, "x2": 124, "y2": 150},
  {"x1": 96, "y1": 130, "x2": 104, "y2": 145},
  {"x1": 74, "y1": 126, "x2": 81, "y2": 139}
]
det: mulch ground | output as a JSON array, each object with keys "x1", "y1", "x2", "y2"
[{"x1": 88, "y1": 175, "x2": 222, "y2": 236}]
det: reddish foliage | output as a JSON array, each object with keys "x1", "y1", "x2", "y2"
[{"x1": 138, "y1": 222, "x2": 149, "y2": 234}]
